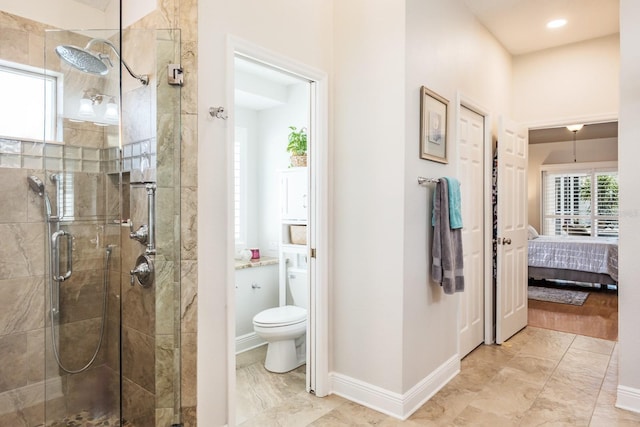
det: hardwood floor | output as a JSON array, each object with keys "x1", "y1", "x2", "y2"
[{"x1": 527, "y1": 280, "x2": 618, "y2": 341}]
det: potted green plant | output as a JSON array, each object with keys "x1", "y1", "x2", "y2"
[{"x1": 286, "y1": 126, "x2": 307, "y2": 167}]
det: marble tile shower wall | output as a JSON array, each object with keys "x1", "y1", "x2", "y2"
[
  {"x1": 0, "y1": 165, "x2": 121, "y2": 426},
  {"x1": 117, "y1": 27, "x2": 183, "y2": 427},
  {"x1": 0, "y1": 166, "x2": 51, "y2": 427}
]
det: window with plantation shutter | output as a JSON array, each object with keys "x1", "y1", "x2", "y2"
[
  {"x1": 234, "y1": 127, "x2": 248, "y2": 245},
  {"x1": 541, "y1": 163, "x2": 618, "y2": 238}
]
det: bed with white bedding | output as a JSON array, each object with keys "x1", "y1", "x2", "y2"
[{"x1": 528, "y1": 235, "x2": 618, "y2": 285}]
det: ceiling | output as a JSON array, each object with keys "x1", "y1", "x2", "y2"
[
  {"x1": 529, "y1": 122, "x2": 618, "y2": 144},
  {"x1": 462, "y1": 0, "x2": 620, "y2": 143},
  {"x1": 73, "y1": 0, "x2": 111, "y2": 12},
  {"x1": 462, "y1": 0, "x2": 619, "y2": 55}
]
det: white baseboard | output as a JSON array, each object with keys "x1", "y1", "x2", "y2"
[
  {"x1": 329, "y1": 354, "x2": 460, "y2": 420},
  {"x1": 235, "y1": 332, "x2": 265, "y2": 354},
  {"x1": 616, "y1": 385, "x2": 640, "y2": 414}
]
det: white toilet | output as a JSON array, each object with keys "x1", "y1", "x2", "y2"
[{"x1": 253, "y1": 267, "x2": 307, "y2": 373}]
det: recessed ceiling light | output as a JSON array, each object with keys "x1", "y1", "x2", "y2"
[{"x1": 547, "y1": 18, "x2": 567, "y2": 29}]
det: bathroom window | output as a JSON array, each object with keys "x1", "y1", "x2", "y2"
[
  {"x1": 234, "y1": 127, "x2": 248, "y2": 245},
  {"x1": 0, "y1": 60, "x2": 60, "y2": 141}
]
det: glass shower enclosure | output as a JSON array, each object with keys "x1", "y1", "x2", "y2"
[{"x1": 21, "y1": 27, "x2": 181, "y2": 427}]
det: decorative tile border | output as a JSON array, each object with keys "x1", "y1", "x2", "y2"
[{"x1": 0, "y1": 137, "x2": 156, "y2": 176}]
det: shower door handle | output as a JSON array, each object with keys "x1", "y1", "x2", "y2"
[{"x1": 52, "y1": 230, "x2": 73, "y2": 282}]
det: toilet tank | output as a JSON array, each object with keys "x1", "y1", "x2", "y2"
[{"x1": 287, "y1": 267, "x2": 308, "y2": 309}]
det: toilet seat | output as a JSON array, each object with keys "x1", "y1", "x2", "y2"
[{"x1": 253, "y1": 305, "x2": 306, "y2": 327}]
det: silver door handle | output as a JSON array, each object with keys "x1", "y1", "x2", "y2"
[{"x1": 52, "y1": 230, "x2": 73, "y2": 282}]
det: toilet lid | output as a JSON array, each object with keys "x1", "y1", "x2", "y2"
[{"x1": 253, "y1": 305, "x2": 307, "y2": 327}]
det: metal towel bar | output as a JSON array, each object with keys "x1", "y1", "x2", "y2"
[{"x1": 417, "y1": 176, "x2": 440, "y2": 185}]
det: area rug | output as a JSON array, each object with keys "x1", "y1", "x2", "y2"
[{"x1": 528, "y1": 285, "x2": 589, "y2": 306}]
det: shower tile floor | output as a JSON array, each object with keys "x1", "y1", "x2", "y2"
[{"x1": 43, "y1": 410, "x2": 131, "y2": 427}]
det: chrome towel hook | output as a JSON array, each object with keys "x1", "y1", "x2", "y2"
[{"x1": 209, "y1": 106, "x2": 228, "y2": 120}]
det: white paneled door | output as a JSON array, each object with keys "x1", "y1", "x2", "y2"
[
  {"x1": 496, "y1": 116, "x2": 528, "y2": 344},
  {"x1": 458, "y1": 106, "x2": 485, "y2": 357}
]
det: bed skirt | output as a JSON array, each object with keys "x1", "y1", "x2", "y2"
[{"x1": 528, "y1": 266, "x2": 617, "y2": 286}]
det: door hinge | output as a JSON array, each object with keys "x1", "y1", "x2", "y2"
[{"x1": 310, "y1": 248, "x2": 316, "y2": 258}]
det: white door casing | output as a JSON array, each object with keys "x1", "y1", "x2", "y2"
[
  {"x1": 226, "y1": 37, "x2": 330, "y2": 426},
  {"x1": 458, "y1": 105, "x2": 485, "y2": 357},
  {"x1": 496, "y1": 116, "x2": 528, "y2": 344}
]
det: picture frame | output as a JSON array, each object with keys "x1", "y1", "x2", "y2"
[{"x1": 420, "y1": 86, "x2": 449, "y2": 163}]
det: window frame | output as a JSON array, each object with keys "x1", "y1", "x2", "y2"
[{"x1": 540, "y1": 161, "x2": 618, "y2": 237}]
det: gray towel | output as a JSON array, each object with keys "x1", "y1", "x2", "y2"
[{"x1": 431, "y1": 179, "x2": 464, "y2": 294}]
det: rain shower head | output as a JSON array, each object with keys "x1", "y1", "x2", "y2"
[
  {"x1": 27, "y1": 175, "x2": 45, "y2": 197},
  {"x1": 55, "y1": 38, "x2": 149, "y2": 86},
  {"x1": 55, "y1": 45, "x2": 109, "y2": 76}
]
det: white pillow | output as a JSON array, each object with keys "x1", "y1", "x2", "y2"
[{"x1": 527, "y1": 225, "x2": 539, "y2": 240}]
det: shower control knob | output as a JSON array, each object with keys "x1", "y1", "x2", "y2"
[
  {"x1": 129, "y1": 223, "x2": 149, "y2": 245},
  {"x1": 130, "y1": 254, "x2": 154, "y2": 288}
]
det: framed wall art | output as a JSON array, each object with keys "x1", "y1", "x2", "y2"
[{"x1": 420, "y1": 86, "x2": 448, "y2": 163}]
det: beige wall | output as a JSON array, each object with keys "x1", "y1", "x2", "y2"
[
  {"x1": 527, "y1": 137, "x2": 619, "y2": 231},
  {"x1": 197, "y1": 0, "x2": 513, "y2": 420},
  {"x1": 618, "y1": 0, "x2": 640, "y2": 411},
  {"x1": 0, "y1": 0, "x2": 117, "y2": 29},
  {"x1": 402, "y1": 0, "x2": 512, "y2": 391},
  {"x1": 513, "y1": 34, "x2": 619, "y2": 127},
  {"x1": 197, "y1": 0, "x2": 332, "y2": 424},
  {"x1": 196, "y1": 0, "x2": 640, "y2": 424}
]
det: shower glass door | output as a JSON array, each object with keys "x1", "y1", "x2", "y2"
[
  {"x1": 41, "y1": 28, "x2": 182, "y2": 427},
  {"x1": 43, "y1": 29, "x2": 124, "y2": 426}
]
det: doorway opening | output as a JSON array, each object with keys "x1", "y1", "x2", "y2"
[
  {"x1": 228, "y1": 45, "x2": 329, "y2": 424},
  {"x1": 526, "y1": 121, "x2": 619, "y2": 341}
]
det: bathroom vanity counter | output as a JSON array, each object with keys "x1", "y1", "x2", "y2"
[{"x1": 235, "y1": 256, "x2": 279, "y2": 270}]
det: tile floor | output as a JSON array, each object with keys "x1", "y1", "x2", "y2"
[{"x1": 236, "y1": 327, "x2": 640, "y2": 426}]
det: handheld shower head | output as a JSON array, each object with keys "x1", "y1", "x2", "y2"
[
  {"x1": 27, "y1": 175, "x2": 54, "y2": 220},
  {"x1": 27, "y1": 175, "x2": 45, "y2": 197},
  {"x1": 55, "y1": 38, "x2": 149, "y2": 86}
]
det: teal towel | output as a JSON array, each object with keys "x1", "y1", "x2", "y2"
[
  {"x1": 430, "y1": 177, "x2": 463, "y2": 229},
  {"x1": 445, "y1": 177, "x2": 463, "y2": 229}
]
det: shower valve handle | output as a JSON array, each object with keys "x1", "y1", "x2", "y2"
[
  {"x1": 129, "y1": 223, "x2": 149, "y2": 245},
  {"x1": 130, "y1": 254, "x2": 154, "y2": 288}
]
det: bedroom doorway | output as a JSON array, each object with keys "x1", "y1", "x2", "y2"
[{"x1": 526, "y1": 121, "x2": 619, "y2": 340}]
